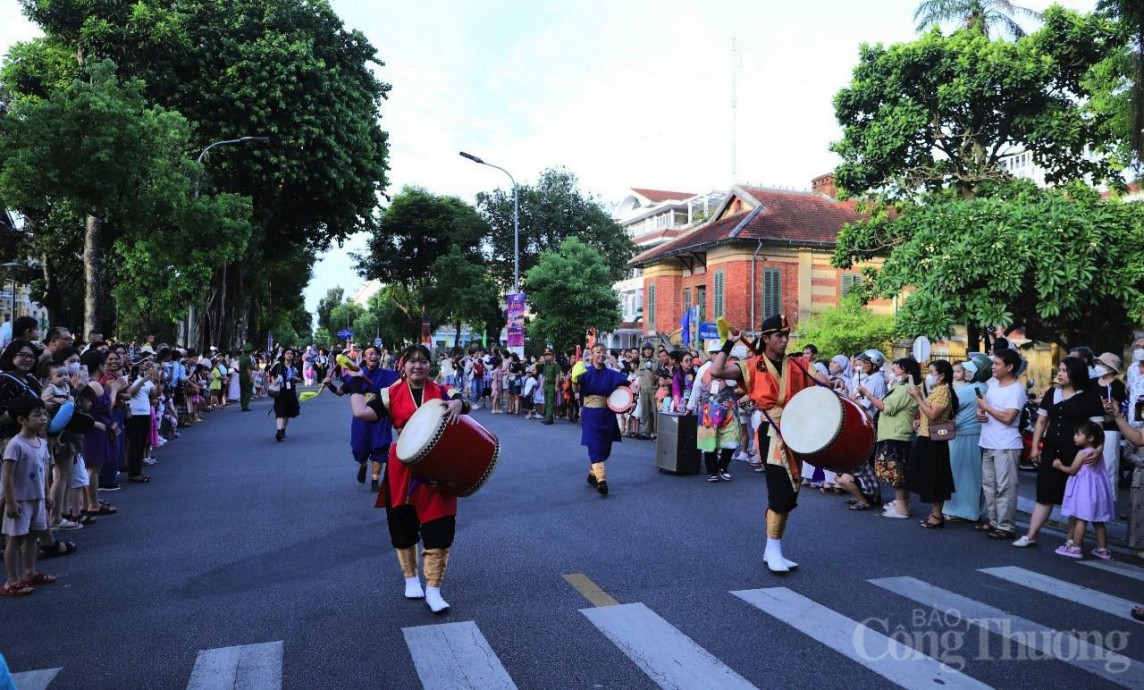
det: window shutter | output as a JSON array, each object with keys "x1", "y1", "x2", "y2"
[
  {"x1": 762, "y1": 268, "x2": 781, "y2": 318},
  {"x1": 683, "y1": 287, "x2": 691, "y2": 312},
  {"x1": 713, "y1": 271, "x2": 725, "y2": 319},
  {"x1": 648, "y1": 284, "x2": 656, "y2": 329},
  {"x1": 841, "y1": 272, "x2": 862, "y2": 298}
]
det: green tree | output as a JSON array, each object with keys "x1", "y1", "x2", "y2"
[
  {"x1": 316, "y1": 286, "x2": 346, "y2": 335},
  {"x1": 832, "y1": 19, "x2": 1122, "y2": 202},
  {"x1": 357, "y1": 187, "x2": 492, "y2": 336},
  {"x1": 834, "y1": 183, "x2": 1144, "y2": 351},
  {"x1": 328, "y1": 301, "x2": 365, "y2": 341},
  {"x1": 794, "y1": 297, "x2": 897, "y2": 360},
  {"x1": 524, "y1": 237, "x2": 621, "y2": 352},
  {"x1": 476, "y1": 167, "x2": 635, "y2": 288},
  {"x1": 914, "y1": 0, "x2": 1040, "y2": 38},
  {"x1": 0, "y1": 60, "x2": 253, "y2": 337},
  {"x1": 10, "y1": 0, "x2": 391, "y2": 348},
  {"x1": 423, "y1": 247, "x2": 503, "y2": 345},
  {"x1": 1090, "y1": 0, "x2": 1144, "y2": 165}
]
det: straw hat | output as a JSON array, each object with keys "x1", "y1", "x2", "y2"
[{"x1": 1095, "y1": 352, "x2": 1122, "y2": 374}]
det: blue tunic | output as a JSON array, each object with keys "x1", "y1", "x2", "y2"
[
  {"x1": 579, "y1": 365, "x2": 628, "y2": 462},
  {"x1": 344, "y1": 366, "x2": 400, "y2": 462}
]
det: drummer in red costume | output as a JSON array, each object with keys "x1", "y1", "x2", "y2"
[
  {"x1": 347, "y1": 344, "x2": 468, "y2": 613},
  {"x1": 708, "y1": 314, "x2": 829, "y2": 573},
  {"x1": 573, "y1": 343, "x2": 630, "y2": 496}
]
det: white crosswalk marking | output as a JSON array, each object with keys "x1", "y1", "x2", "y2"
[
  {"x1": 732, "y1": 587, "x2": 990, "y2": 690},
  {"x1": 11, "y1": 668, "x2": 61, "y2": 690},
  {"x1": 980, "y1": 566, "x2": 1144, "y2": 624},
  {"x1": 1079, "y1": 559, "x2": 1144, "y2": 583},
  {"x1": 402, "y1": 621, "x2": 517, "y2": 690},
  {"x1": 186, "y1": 641, "x2": 283, "y2": 690},
  {"x1": 871, "y1": 576, "x2": 1144, "y2": 689},
  {"x1": 581, "y1": 602, "x2": 758, "y2": 690}
]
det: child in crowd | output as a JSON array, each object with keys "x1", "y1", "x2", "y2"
[
  {"x1": 1054, "y1": 421, "x2": 1115, "y2": 560},
  {"x1": 490, "y1": 361, "x2": 504, "y2": 414},
  {"x1": 2, "y1": 397, "x2": 56, "y2": 596},
  {"x1": 521, "y1": 368, "x2": 538, "y2": 419},
  {"x1": 41, "y1": 365, "x2": 80, "y2": 530},
  {"x1": 532, "y1": 368, "x2": 546, "y2": 419}
]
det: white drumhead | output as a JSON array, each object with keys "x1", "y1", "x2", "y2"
[
  {"x1": 781, "y1": 387, "x2": 842, "y2": 455},
  {"x1": 607, "y1": 387, "x2": 633, "y2": 411},
  {"x1": 396, "y1": 399, "x2": 447, "y2": 462}
]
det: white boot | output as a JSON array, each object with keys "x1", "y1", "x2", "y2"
[
  {"x1": 425, "y1": 586, "x2": 450, "y2": 613},
  {"x1": 404, "y1": 576, "x2": 424, "y2": 600},
  {"x1": 763, "y1": 537, "x2": 797, "y2": 573}
]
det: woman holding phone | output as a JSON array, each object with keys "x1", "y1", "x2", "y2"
[
  {"x1": 1094, "y1": 353, "x2": 1126, "y2": 497},
  {"x1": 944, "y1": 361, "x2": 987, "y2": 523}
]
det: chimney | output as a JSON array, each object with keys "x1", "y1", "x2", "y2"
[{"x1": 812, "y1": 173, "x2": 837, "y2": 199}]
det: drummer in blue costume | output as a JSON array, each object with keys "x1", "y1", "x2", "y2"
[
  {"x1": 573, "y1": 343, "x2": 630, "y2": 496},
  {"x1": 344, "y1": 345, "x2": 399, "y2": 490}
]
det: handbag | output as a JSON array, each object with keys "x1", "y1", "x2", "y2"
[
  {"x1": 268, "y1": 377, "x2": 282, "y2": 397},
  {"x1": 929, "y1": 420, "x2": 956, "y2": 441}
]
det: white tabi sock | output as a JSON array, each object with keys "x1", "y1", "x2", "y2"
[
  {"x1": 425, "y1": 586, "x2": 450, "y2": 613},
  {"x1": 404, "y1": 576, "x2": 424, "y2": 600}
]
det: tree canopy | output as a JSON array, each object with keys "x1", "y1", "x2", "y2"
[
  {"x1": 834, "y1": 183, "x2": 1144, "y2": 351},
  {"x1": 476, "y1": 167, "x2": 635, "y2": 289},
  {"x1": 832, "y1": 12, "x2": 1123, "y2": 201},
  {"x1": 914, "y1": 0, "x2": 1040, "y2": 38},
  {"x1": 794, "y1": 297, "x2": 897, "y2": 360},
  {"x1": 524, "y1": 237, "x2": 621, "y2": 352}
]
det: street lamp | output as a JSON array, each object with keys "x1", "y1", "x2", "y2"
[
  {"x1": 194, "y1": 136, "x2": 270, "y2": 199},
  {"x1": 459, "y1": 151, "x2": 519, "y2": 293}
]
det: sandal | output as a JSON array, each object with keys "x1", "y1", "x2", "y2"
[
  {"x1": 1092, "y1": 548, "x2": 1113, "y2": 561},
  {"x1": 21, "y1": 572, "x2": 56, "y2": 586},
  {"x1": 1132, "y1": 606, "x2": 1144, "y2": 622},
  {"x1": 38, "y1": 540, "x2": 77, "y2": 558},
  {"x1": 919, "y1": 515, "x2": 945, "y2": 529},
  {"x1": 128, "y1": 475, "x2": 151, "y2": 483},
  {"x1": 987, "y1": 529, "x2": 1015, "y2": 540},
  {"x1": 973, "y1": 522, "x2": 995, "y2": 533},
  {"x1": 73, "y1": 514, "x2": 97, "y2": 526},
  {"x1": 849, "y1": 502, "x2": 871, "y2": 511},
  {"x1": 0, "y1": 582, "x2": 33, "y2": 597}
]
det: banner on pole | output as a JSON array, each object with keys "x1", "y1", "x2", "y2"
[{"x1": 506, "y1": 292, "x2": 526, "y2": 348}]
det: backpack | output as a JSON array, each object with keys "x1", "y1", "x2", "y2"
[{"x1": 474, "y1": 361, "x2": 485, "y2": 377}]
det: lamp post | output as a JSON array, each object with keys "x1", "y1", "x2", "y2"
[
  {"x1": 459, "y1": 151, "x2": 518, "y2": 293},
  {"x1": 194, "y1": 136, "x2": 270, "y2": 199}
]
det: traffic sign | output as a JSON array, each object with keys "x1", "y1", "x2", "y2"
[
  {"x1": 373, "y1": 337, "x2": 382, "y2": 348},
  {"x1": 336, "y1": 329, "x2": 354, "y2": 340},
  {"x1": 698, "y1": 322, "x2": 719, "y2": 340}
]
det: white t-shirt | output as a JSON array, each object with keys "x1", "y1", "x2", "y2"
[
  {"x1": 129, "y1": 379, "x2": 155, "y2": 416},
  {"x1": 522, "y1": 375, "x2": 537, "y2": 397},
  {"x1": 978, "y1": 379, "x2": 1026, "y2": 450},
  {"x1": 3, "y1": 434, "x2": 47, "y2": 501}
]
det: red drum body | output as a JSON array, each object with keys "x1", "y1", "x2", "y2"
[
  {"x1": 396, "y1": 400, "x2": 500, "y2": 497},
  {"x1": 607, "y1": 387, "x2": 634, "y2": 413},
  {"x1": 780, "y1": 386, "x2": 874, "y2": 475}
]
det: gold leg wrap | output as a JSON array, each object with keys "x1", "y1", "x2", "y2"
[
  {"x1": 372, "y1": 460, "x2": 383, "y2": 479},
  {"x1": 590, "y1": 462, "x2": 606, "y2": 482},
  {"x1": 422, "y1": 547, "x2": 451, "y2": 587},
  {"x1": 396, "y1": 547, "x2": 418, "y2": 579},
  {"x1": 766, "y1": 509, "x2": 788, "y2": 539}
]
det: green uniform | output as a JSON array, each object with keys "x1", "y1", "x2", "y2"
[
  {"x1": 542, "y1": 362, "x2": 560, "y2": 423},
  {"x1": 239, "y1": 353, "x2": 253, "y2": 410}
]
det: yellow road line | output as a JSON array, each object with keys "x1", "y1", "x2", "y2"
[{"x1": 562, "y1": 573, "x2": 619, "y2": 607}]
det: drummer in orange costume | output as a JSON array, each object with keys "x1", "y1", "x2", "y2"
[
  {"x1": 707, "y1": 314, "x2": 829, "y2": 574},
  {"x1": 347, "y1": 344, "x2": 468, "y2": 613}
]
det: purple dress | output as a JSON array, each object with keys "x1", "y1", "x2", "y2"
[
  {"x1": 1061, "y1": 453, "x2": 1115, "y2": 523},
  {"x1": 82, "y1": 388, "x2": 114, "y2": 469}
]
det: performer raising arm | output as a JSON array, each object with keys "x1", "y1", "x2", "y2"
[
  {"x1": 573, "y1": 343, "x2": 630, "y2": 496},
  {"x1": 347, "y1": 344, "x2": 468, "y2": 613},
  {"x1": 706, "y1": 314, "x2": 829, "y2": 573}
]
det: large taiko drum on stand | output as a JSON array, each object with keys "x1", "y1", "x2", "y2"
[
  {"x1": 396, "y1": 399, "x2": 500, "y2": 497},
  {"x1": 780, "y1": 386, "x2": 874, "y2": 474}
]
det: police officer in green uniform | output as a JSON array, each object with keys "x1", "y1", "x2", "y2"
[{"x1": 542, "y1": 348, "x2": 560, "y2": 424}]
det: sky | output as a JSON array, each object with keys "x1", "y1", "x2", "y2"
[{"x1": 0, "y1": 0, "x2": 1096, "y2": 318}]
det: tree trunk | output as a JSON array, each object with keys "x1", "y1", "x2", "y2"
[{"x1": 83, "y1": 214, "x2": 102, "y2": 338}]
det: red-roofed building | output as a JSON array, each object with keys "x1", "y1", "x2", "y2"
[{"x1": 625, "y1": 177, "x2": 891, "y2": 343}]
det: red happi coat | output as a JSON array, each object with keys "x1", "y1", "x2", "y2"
[{"x1": 372, "y1": 379, "x2": 458, "y2": 523}]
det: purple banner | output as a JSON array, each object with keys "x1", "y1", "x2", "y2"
[{"x1": 506, "y1": 292, "x2": 526, "y2": 347}]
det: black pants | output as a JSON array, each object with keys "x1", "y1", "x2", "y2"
[
  {"x1": 766, "y1": 463, "x2": 798, "y2": 514},
  {"x1": 386, "y1": 505, "x2": 456, "y2": 550},
  {"x1": 704, "y1": 448, "x2": 734, "y2": 476},
  {"x1": 125, "y1": 415, "x2": 151, "y2": 478}
]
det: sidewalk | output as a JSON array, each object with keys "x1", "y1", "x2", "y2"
[{"x1": 1015, "y1": 465, "x2": 1133, "y2": 546}]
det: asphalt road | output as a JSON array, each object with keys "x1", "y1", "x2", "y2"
[{"x1": 3, "y1": 391, "x2": 1143, "y2": 689}]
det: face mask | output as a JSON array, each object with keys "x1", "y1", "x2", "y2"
[
  {"x1": 925, "y1": 374, "x2": 938, "y2": 388},
  {"x1": 1088, "y1": 366, "x2": 1100, "y2": 379},
  {"x1": 1094, "y1": 365, "x2": 1111, "y2": 378},
  {"x1": 1134, "y1": 348, "x2": 1144, "y2": 363}
]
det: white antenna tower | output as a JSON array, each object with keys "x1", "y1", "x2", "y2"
[{"x1": 731, "y1": 37, "x2": 740, "y2": 186}]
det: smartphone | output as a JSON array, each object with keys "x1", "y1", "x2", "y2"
[{"x1": 974, "y1": 388, "x2": 983, "y2": 399}]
